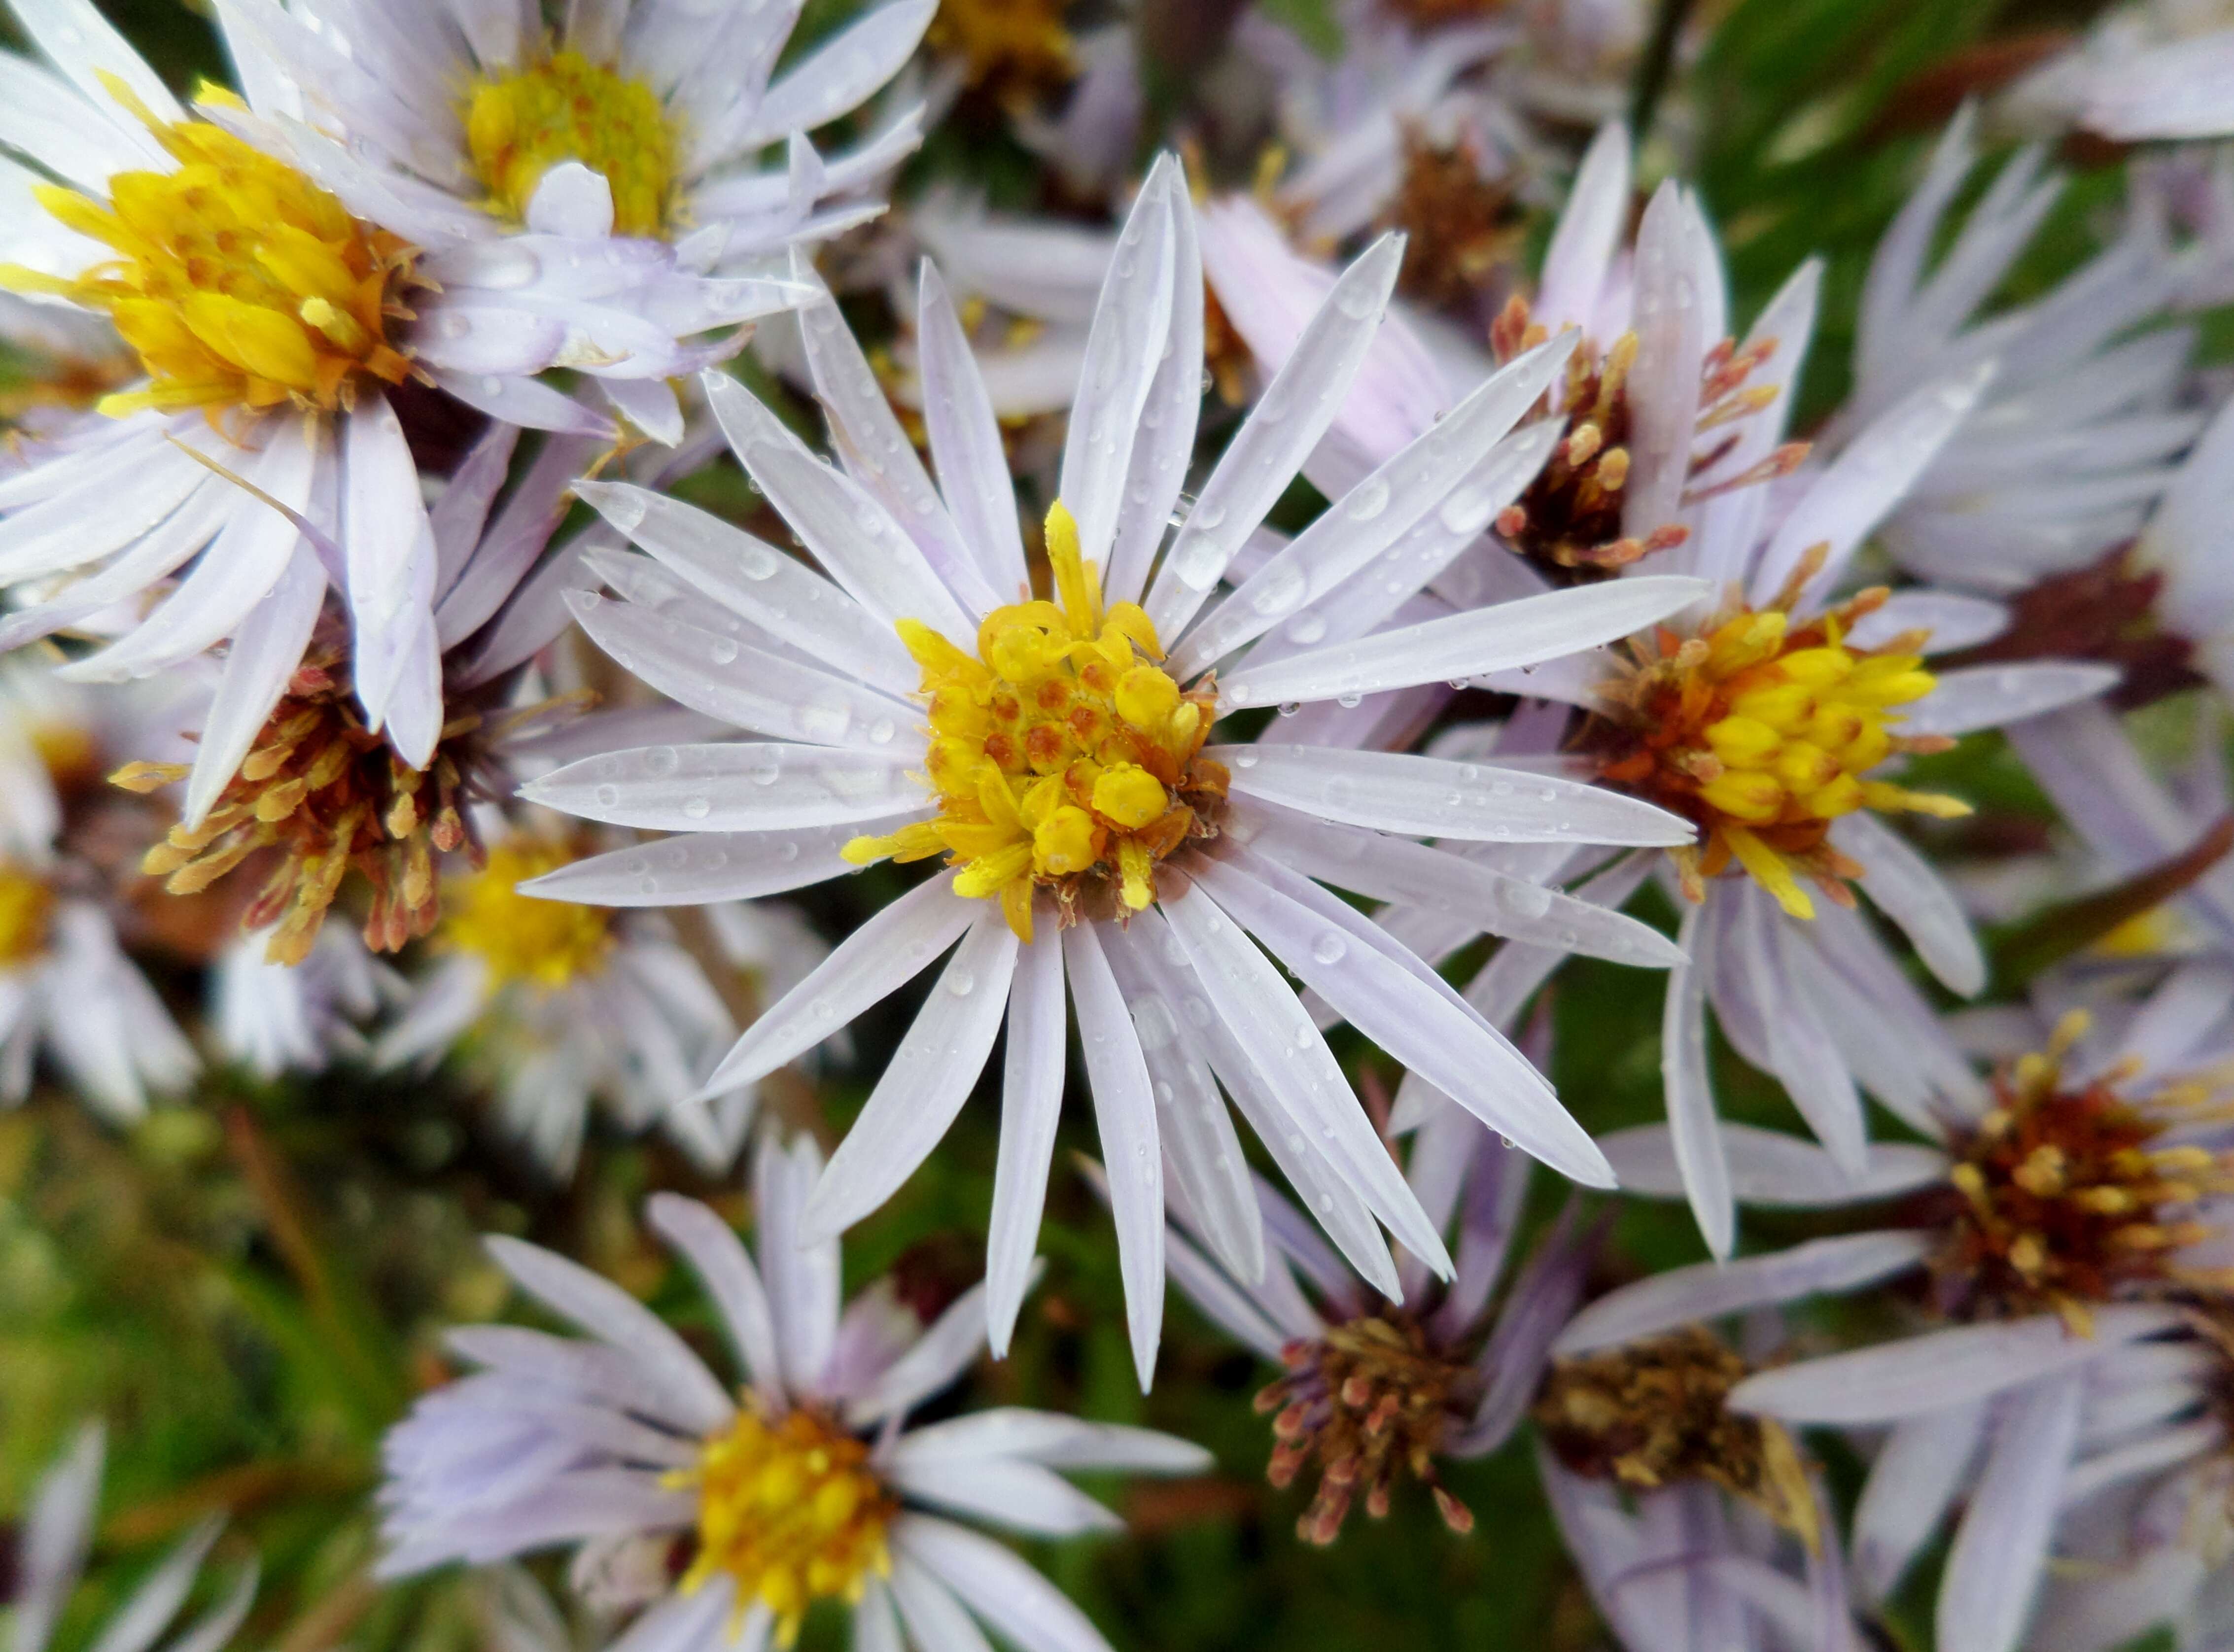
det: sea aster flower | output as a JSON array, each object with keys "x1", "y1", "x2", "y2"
[
  {"x1": 0, "y1": 658, "x2": 197, "y2": 1120},
  {"x1": 1844, "y1": 110, "x2": 2205, "y2": 682},
  {"x1": 1533, "y1": 1302, "x2": 1864, "y2": 1652},
  {"x1": 1586, "y1": 977, "x2": 2234, "y2": 1652},
  {"x1": 1210, "y1": 120, "x2": 2121, "y2": 1250},
  {"x1": 517, "y1": 154, "x2": 1710, "y2": 1379},
  {"x1": 377, "y1": 1133, "x2": 1211, "y2": 1651},
  {"x1": 0, "y1": 0, "x2": 818, "y2": 797},
  {"x1": 1152, "y1": 1092, "x2": 1598, "y2": 1542},
  {"x1": 207, "y1": 0, "x2": 919, "y2": 438},
  {"x1": 373, "y1": 826, "x2": 767, "y2": 1176},
  {"x1": 11, "y1": 1422, "x2": 259, "y2": 1652}
]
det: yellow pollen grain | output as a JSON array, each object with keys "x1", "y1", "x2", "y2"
[
  {"x1": 670, "y1": 1405, "x2": 894, "y2": 1649},
  {"x1": 844, "y1": 502, "x2": 1227, "y2": 941},
  {"x1": 0, "y1": 864, "x2": 55, "y2": 967},
  {"x1": 440, "y1": 839, "x2": 615, "y2": 991},
  {"x1": 1593, "y1": 596, "x2": 1961, "y2": 919},
  {"x1": 0, "y1": 107, "x2": 416, "y2": 420},
  {"x1": 465, "y1": 51, "x2": 677, "y2": 239}
]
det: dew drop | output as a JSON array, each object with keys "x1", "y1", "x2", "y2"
[
  {"x1": 1310, "y1": 932, "x2": 1346, "y2": 964},
  {"x1": 681, "y1": 796, "x2": 712, "y2": 820}
]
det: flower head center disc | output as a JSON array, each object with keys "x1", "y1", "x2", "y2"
[
  {"x1": 1257, "y1": 1313, "x2": 1478, "y2": 1544},
  {"x1": 443, "y1": 838, "x2": 614, "y2": 991},
  {"x1": 465, "y1": 51, "x2": 677, "y2": 239},
  {"x1": 1935, "y1": 1015, "x2": 2234, "y2": 1326},
  {"x1": 1534, "y1": 1327, "x2": 1818, "y2": 1541},
  {"x1": 844, "y1": 503, "x2": 1230, "y2": 942},
  {"x1": 674, "y1": 1404, "x2": 895, "y2": 1646},
  {"x1": 0, "y1": 865, "x2": 56, "y2": 966},
  {"x1": 2, "y1": 103, "x2": 417, "y2": 419},
  {"x1": 1586, "y1": 596, "x2": 1963, "y2": 918}
]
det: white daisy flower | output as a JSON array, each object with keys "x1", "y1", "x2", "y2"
[
  {"x1": 373, "y1": 826, "x2": 764, "y2": 1177},
  {"x1": 1582, "y1": 981, "x2": 2234, "y2": 1652},
  {"x1": 377, "y1": 1133, "x2": 1212, "y2": 1651},
  {"x1": 11, "y1": 1422, "x2": 259, "y2": 1652},
  {"x1": 1149, "y1": 1094, "x2": 1597, "y2": 1541},
  {"x1": 209, "y1": 0, "x2": 928, "y2": 434},
  {"x1": 1323, "y1": 134, "x2": 2126, "y2": 1252},
  {"x1": 515, "y1": 153, "x2": 1711, "y2": 1380},
  {"x1": 1844, "y1": 110, "x2": 2203, "y2": 618},
  {"x1": 0, "y1": 0, "x2": 817, "y2": 803},
  {"x1": 0, "y1": 657, "x2": 197, "y2": 1122}
]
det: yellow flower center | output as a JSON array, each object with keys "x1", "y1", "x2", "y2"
[
  {"x1": 465, "y1": 52, "x2": 677, "y2": 239},
  {"x1": 1589, "y1": 591, "x2": 1966, "y2": 919},
  {"x1": 843, "y1": 503, "x2": 1229, "y2": 942},
  {"x1": 0, "y1": 865, "x2": 54, "y2": 967},
  {"x1": 926, "y1": 0, "x2": 1077, "y2": 92},
  {"x1": 0, "y1": 94, "x2": 417, "y2": 419},
  {"x1": 441, "y1": 839, "x2": 615, "y2": 991},
  {"x1": 672, "y1": 1404, "x2": 895, "y2": 1647}
]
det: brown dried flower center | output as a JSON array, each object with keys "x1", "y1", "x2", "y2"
[
  {"x1": 1382, "y1": 138, "x2": 1524, "y2": 310},
  {"x1": 1931, "y1": 1019, "x2": 2234, "y2": 1328},
  {"x1": 1533, "y1": 1327, "x2": 1817, "y2": 1540},
  {"x1": 1256, "y1": 1313, "x2": 1478, "y2": 1545},
  {"x1": 112, "y1": 650, "x2": 484, "y2": 964}
]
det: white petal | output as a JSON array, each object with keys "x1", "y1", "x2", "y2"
[
  {"x1": 1145, "y1": 232, "x2": 1405, "y2": 639},
  {"x1": 482, "y1": 1236, "x2": 733, "y2": 1431},
  {"x1": 86, "y1": 1520, "x2": 221, "y2": 1652},
  {"x1": 1063, "y1": 922, "x2": 1164, "y2": 1388},
  {"x1": 181, "y1": 542, "x2": 325, "y2": 829},
  {"x1": 1552, "y1": 1232, "x2": 1931, "y2": 1355},
  {"x1": 884, "y1": 1458, "x2": 1120, "y2": 1539},
  {"x1": 846, "y1": 1281, "x2": 996, "y2": 1427},
  {"x1": 1218, "y1": 744, "x2": 1692, "y2": 848},
  {"x1": 916, "y1": 262, "x2": 1030, "y2": 600},
  {"x1": 1852, "y1": 1401, "x2": 1987, "y2": 1602},
  {"x1": 723, "y1": 0, "x2": 935, "y2": 153},
  {"x1": 1536, "y1": 123, "x2": 1629, "y2": 337},
  {"x1": 1101, "y1": 180, "x2": 1203, "y2": 608},
  {"x1": 694, "y1": 878, "x2": 974, "y2": 1098},
  {"x1": 1057, "y1": 155, "x2": 1178, "y2": 570},
  {"x1": 1217, "y1": 577, "x2": 1711, "y2": 710},
  {"x1": 13, "y1": 1423, "x2": 104, "y2": 1652},
  {"x1": 888, "y1": 1557, "x2": 996, "y2": 1652},
  {"x1": 1904, "y1": 662, "x2": 2120, "y2": 737},
  {"x1": 801, "y1": 915, "x2": 1020, "y2": 1242},
  {"x1": 1751, "y1": 363, "x2": 1996, "y2": 612},
  {"x1": 891, "y1": 1408, "x2": 1209, "y2": 1473},
  {"x1": 1938, "y1": 1373, "x2": 2083, "y2": 1652},
  {"x1": 572, "y1": 480, "x2": 916, "y2": 697},
  {"x1": 645, "y1": 1194, "x2": 782, "y2": 1398},
  {"x1": 1663, "y1": 902, "x2": 1734, "y2": 1259},
  {"x1": 1597, "y1": 1122, "x2": 1948, "y2": 1207},
  {"x1": 522, "y1": 820, "x2": 905, "y2": 908},
  {"x1": 1622, "y1": 182, "x2": 1710, "y2": 538},
  {"x1": 1833, "y1": 812, "x2": 1985, "y2": 995},
  {"x1": 756, "y1": 1135, "x2": 843, "y2": 1399},
  {"x1": 1159, "y1": 885, "x2": 1450, "y2": 1274},
  {"x1": 15, "y1": 0, "x2": 183, "y2": 126},
  {"x1": 1730, "y1": 1307, "x2": 2183, "y2": 1424},
  {"x1": 704, "y1": 371, "x2": 978, "y2": 646},
  {"x1": 520, "y1": 742, "x2": 921, "y2": 832},
  {"x1": 895, "y1": 1516, "x2": 1114, "y2": 1652},
  {"x1": 985, "y1": 913, "x2": 1065, "y2": 1358}
]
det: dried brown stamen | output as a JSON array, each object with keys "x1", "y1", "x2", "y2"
[
  {"x1": 1381, "y1": 136, "x2": 1525, "y2": 310},
  {"x1": 1254, "y1": 1313, "x2": 1477, "y2": 1545},
  {"x1": 1533, "y1": 1327, "x2": 1818, "y2": 1542}
]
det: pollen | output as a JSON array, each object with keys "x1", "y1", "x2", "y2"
[
  {"x1": 1584, "y1": 585, "x2": 1963, "y2": 919},
  {"x1": 440, "y1": 838, "x2": 615, "y2": 991},
  {"x1": 0, "y1": 865, "x2": 55, "y2": 967},
  {"x1": 1533, "y1": 1327, "x2": 1818, "y2": 1545},
  {"x1": 842, "y1": 502, "x2": 1229, "y2": 943},
  {"x1": 1930, "y1": 1013, "x2": 2234, "y2": 1328},
  {"x1": 1254, "y1": 1314, "x2": 1478, "y2": 1545},
  {"x1": 465, "y1": 51, "x2": 677, "y2": 239},
  {"x1": 0, "y1": 99, "x2": 417, "y2": 420},
  {"x1": 670, "y1": 1403, "x2": 896, "y2": 1648},
  {"x1": 111, "y1": 649, "x2": 482, "y2": 966}
]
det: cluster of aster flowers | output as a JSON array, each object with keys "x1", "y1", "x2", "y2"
[{"x1": 10, "y1": 0, "x2": 2234, "y2": 1649}]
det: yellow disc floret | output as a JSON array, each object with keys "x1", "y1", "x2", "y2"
[
  {"x1": 0, "y1": 96, "x2": 417, "y2": 420},
  {"x1": 442, "y1": 839, "x2": 615, "y2": 991},
  {"x1": 671, "y1": 1403, "x2": 896, "y2": 1648},
  {"x1": 0, "y1": 865, "x2": 54, "y2": 967},
  {"x1": 465, "y1": 51, "x2": 676, "y2": 239},
  {"x1": 1589, "y1": 586, "x2": 1965, "y2": 919},
  {"x1": 927, "y1": 0, "x2": 1077, "y2": 93},
  {"x1": 844, "y1": 502, "x2": 1229, "y2": 942}
]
